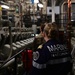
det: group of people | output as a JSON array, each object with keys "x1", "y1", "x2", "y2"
[{"x1": 24, "y1": 22, "x2": 73, "y2": 75}]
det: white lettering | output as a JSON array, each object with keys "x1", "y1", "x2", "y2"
[
  {"x1": 47, "y1": 44, "x2": 67, "y2": 52},
  {"x1": 54, "y1": 45, "x2": 59, "y2": 51},
  {"x1": 47, "y1": 46, "x2": 53, "y2": 52}
]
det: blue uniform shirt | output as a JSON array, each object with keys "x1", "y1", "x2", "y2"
[{"x1": 29, "y1": 39, "x2": 72, "y2": 75}]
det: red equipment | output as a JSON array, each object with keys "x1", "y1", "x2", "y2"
[{"x1": 22, "y1": 49, "x2": 33, "y2": 72}]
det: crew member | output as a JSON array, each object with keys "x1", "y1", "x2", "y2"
[
  {"x1": 29, "y1": 23, "x2": 73, "y2": 75},
  {"x1": 33, "y1": 23, "x2": 45, "y2": 51}
]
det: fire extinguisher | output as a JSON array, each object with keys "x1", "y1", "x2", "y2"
[{"x1": 22, "y1": 49, "x2": 33, "y2": 72}]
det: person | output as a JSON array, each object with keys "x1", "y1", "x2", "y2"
[
  {"x1": 33, "y1": 23, "x2": 46, "y2": 51},
  {"x1": 23, "y1": 23, "x2": 46, "y2": 75},
  {"x1": 28, "y1": 22, "x2": 73, "y2": 75}
]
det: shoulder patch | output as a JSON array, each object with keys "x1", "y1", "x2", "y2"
[
  {"x1": 38, "y1": 45, "x2": 42, "y2": 49},
  {"x1": 33, "y1": 51, "x2": 39, "y2": 61}
]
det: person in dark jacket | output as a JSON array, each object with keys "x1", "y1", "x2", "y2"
[
  {"x1": 28, "y1": 23, "x2": 73, "y2": 75},
  {"x1": 33, "y1": 23, "x2": 46, "y2": 51}
]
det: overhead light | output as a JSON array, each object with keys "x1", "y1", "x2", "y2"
[
  {"x1": 1, "y1": 5, "x2": 9, "y2": 9},
  {"x1": 38, "y1": 3, "x2": 43, "y2": 8},
  {"x1": 34, "y1": 0, "x2": 39, "y2": 3}
]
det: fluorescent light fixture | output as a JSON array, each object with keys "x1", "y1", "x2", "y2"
[
  {"x1": 34, "y1": 0, "x2": 39, "y2": 3},
  {"x1": 38, "y1": 3, "x2": 43, "y2": 8},
  {"x1": 1, "y1": 5, "x2": 9, "y2": 9}
]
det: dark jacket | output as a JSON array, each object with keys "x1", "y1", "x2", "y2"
[{"x1": 29, "y1": 39, "x2": 73, "y2": 75}]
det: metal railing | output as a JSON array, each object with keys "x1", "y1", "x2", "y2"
[{"x1": 0, "y1": 37, "x2": 34, "y2": 75}]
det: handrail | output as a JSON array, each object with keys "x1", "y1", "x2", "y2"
[
  {"x1": 0, "y1": 48, "x2": 25, "y2": 69},
  {"x1": 0, "y1": 38, "x2": 34, "y2": 70}
]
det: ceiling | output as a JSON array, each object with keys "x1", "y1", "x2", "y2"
[{"x1": 0, "y1": 0, "x2": 66, "y2": 6}]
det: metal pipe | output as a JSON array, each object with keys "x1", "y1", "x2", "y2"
[
  {"x1": 68, "y1": 0, "x2": 71, "y2": 22},
  {"x1": 7, "y1": 21, "x2": 13, "y2": 59},
  {"x1": 51, "y1": 0, "x2": 56, "y2": 22}
]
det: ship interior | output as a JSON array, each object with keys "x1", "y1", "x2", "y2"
[{"x1": 0, "y1": 0, "x2": 75, "y2": 75}]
